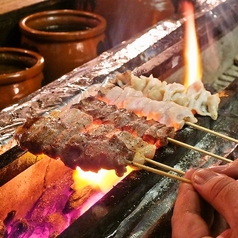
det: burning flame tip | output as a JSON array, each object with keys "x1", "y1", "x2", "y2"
[
  {"x1": 73, "y1": 166, "x2": 133, "y2": 193},
  {"x1": 182, "y1": 0, "x2": 203, "y2": 88}
]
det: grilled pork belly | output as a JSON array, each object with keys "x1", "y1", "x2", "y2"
[{"x1": 15, "y1": 105, "x2": 156, "y2": 176}]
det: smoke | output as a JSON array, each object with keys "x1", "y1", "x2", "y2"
[{"x1": 196, "y1": 0, "x2": 238, "y2": 84}]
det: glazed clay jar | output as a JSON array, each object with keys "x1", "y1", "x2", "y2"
[
  {"x1": 19, "y1": 9, "x2": 107, "y2": 85},
  {"x1": 0, "y1": 47, "x2": 44, "y2": 110}
]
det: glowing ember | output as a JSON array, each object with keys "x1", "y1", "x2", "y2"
[
  {"x1": 182, "y1": 0, "x2": 202, "y2": 88},
  {"x1": 72, "y1": 166, "x2": 134, "y2": 214}
]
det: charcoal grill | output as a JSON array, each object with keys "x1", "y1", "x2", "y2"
[{"x1": 0, "y1": 0, "x2": 238, "y2": 237}]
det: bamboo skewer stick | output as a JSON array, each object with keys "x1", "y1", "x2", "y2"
[
  {"x1": 185, "y1": 122, "x2": 238, "y2": 144},
  {"x1": 144, "y1": 158, "x2": 185, "y2": 175},
  {"x1": 167, "y1": 137, "x2": 233, "y2": 163},
  {"x1": 127, "y1": 123, "x2": 236, "y2": 183},
  {"x1": 127, "y1": 160, "x2": 191, "y2": 183}
]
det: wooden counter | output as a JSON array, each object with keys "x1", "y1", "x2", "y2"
[{"x1": 0, "y1": 0, "x2": 46, "y2": 14}]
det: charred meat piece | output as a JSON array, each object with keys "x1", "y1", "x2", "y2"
[
  {"x1": 15, "y1": 116, "x2": 65, "y2": 155},
  {"x1": 59, "y1": 132, "x2": 134, "y2": 176},
  {"x1": 15, "y1": 108, "x2": 93, "y2": 157},
  {"x1": 58, "y1": 125, "x2": 155, "y2": 176},
  {"x1": 71, "y1": 96, "x2": 175, "y2": 147}
]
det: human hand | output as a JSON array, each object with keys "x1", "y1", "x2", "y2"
[{"x1": 172, "y1": 159, "x2": 238, "y2": 238}]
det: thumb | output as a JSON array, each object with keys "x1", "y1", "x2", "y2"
[{"x1": 191, "y1": 168, "x2": 238, "y2": 229}]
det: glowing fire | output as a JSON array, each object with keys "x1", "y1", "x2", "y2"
[
  {"x1": 182, "y1": 0, "x2": 202, "y2": 88},
  {"x1": 72, "y1": 166, "x2": 134, "y2": 214}
]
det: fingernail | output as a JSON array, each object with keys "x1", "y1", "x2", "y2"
[
  {"x1": 192, "y1": 169, "x2": 219, "y2": 185},
  {"x1": 208, "y1": 164, "x2": 229, "y2": 173}
]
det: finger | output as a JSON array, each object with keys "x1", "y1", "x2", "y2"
[
  {"x1": 217, "y1": 228, "x2": 233, "y2": 238},
  {"x1": 208, "y1": 159, "x2": 238, "y2": 179},
  {"x1": 172, "y1": 169, "x2": 211, "y2": 238},
  {"x1": 192, "y1": 168, "x2": 238, "y2": 229}
]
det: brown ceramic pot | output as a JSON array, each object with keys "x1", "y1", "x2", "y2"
[
  {"x1": 19, "y1": 9, "x2": 107, "y2": 85},
  {"x1": 0, "y1": 47, "x2": 44, "y2": 110}
]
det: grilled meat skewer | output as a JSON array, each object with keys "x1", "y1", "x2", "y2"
[
  {"x1": 15, "y1": 104, "x2": 156, "y2": 176},
  {"x1": 72, "y1": 96, "x2": 175, "y2": 147},
  {"x1": 15, "y1": 108, "x2": 93, "y2": 157},
  {"x1": 97, "y1": 85, "x2": 198, "y2": 130}
]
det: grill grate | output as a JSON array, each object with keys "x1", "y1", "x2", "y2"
[{"x1": 212, "y1": 53, "x2": 238, "y2": 91}]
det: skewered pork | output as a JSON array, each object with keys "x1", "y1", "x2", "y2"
[
  {"x1": 15, "y1": 108, "x2": 93, "y2": 157},
  {"x1": 15, "y1": 70, "x2": 209, "y2": 175},
  {"x1": 72, "y1": 96, "x2": 175, "y2": 147},
  {"x1": 113, "y1": 71, "x2": 220, "y2": 120},
  {"x1": 15, "y1": 103, "x2": 159, "y2": 176},
  {"x1": 97, "y1": 85, "x2": 197, "y2": 130}
]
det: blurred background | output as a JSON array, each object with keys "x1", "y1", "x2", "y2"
[{"x1": 0, "y1": 0, "x2": 177, "y2": 50}]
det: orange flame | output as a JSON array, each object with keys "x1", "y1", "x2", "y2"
[
  {"x1": 72, "y1": 166, "x2": 134, "y2": 214},
  {"x1": 73, "y1": 166, "x2": 133, "y2": 192},
  {"x1": 182, "y1": 1, "x2": 202, "y2": 88}
]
